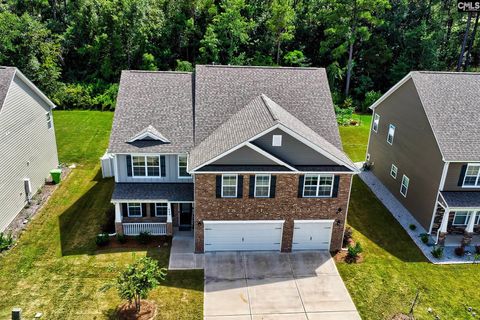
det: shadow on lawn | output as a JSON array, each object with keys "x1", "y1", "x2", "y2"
[{"x1": 346, "y1": 177, "x2": 428, "y2": 263}]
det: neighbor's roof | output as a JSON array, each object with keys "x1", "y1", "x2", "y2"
[
  {"x1": 112, "y1": 183, "x2": 194, "y2": 202},
  {"x1": 194, "y1": 65, "x2": 342, "y2": 148},
  {"x1": 372, "y1": 71, "x2": 480, "y2": 162},
  {"x1": 189, "y1": 94, "x2": 355, "y2": 171},
  {"x1": 108, "y1": 70, "x2": 194, "y2": 153},
  {"x1": 0, "y1": 67, "x2": 15, "y2": 110},
  {"x1": 441, "y1": 191, "x2": 480, "y2": 208}
]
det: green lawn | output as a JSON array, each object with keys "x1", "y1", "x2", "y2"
[
  {"x1": 339, "y1": 114, "x2": 372, "y2": 162},
  {"x1": 339, "y1": 115, "x2": 480, "y2": 319},
  {"x1": 0, "y1": 111, "x2": 203, "y2": 319}
]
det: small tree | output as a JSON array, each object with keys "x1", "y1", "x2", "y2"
[{"x1": 115, "y1": 257, "x2": 167, "y2": 312}]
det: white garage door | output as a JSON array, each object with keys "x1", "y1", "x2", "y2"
[
  {"x1": 292, "y1": 220, "x2": 334, "y2": 250},
  {"x1": 204, "y1": 220, "x2": 284, "y2": 252}
]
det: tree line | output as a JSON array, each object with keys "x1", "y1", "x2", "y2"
[{"x1": 0, "y1": 0, "x2": 478, "y2": 111}]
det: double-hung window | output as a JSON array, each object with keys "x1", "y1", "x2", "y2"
[
  {"x1": 178, "y1": 155, "x2": 190, "y2": 178},
  {"x1": 46, "y1": 111, "x2": 53, "y2": 129},
  {"x1": 127, "y1": 203, "x2": 142, "y2": 217},
  {"x1": 372, "y1": 114, "x2": 380, "y2": 133},
  {"x1": 400, "y1": 175, "x2": 409, "y2": 197},
  {"x1": 390, "y1": 164, "x2": 398, "y2": 179},
  {"x1": 453, "y1": 211, "x2": 471, "y2": 226},
  {"x1": 255, "y1": 174, "x2": 271, "y2": 197},
  {"x1": 303, "y1": 174, "x2": 334, "y2": 197},
  {"x1": 387, "y1": 124, "x2": 395, "y2": 145},
  {"x1": 463, "y1": 164, "x2": 480, "y2": 187},
  {"x1": 222, "y1": 174, "x2": 238, "y2": 198},
  {"x1": 155, "y1": 203, "x2": 168, "y2": 221},
  {"x1": 132, "y1": 155, "x2": 160, "y2": 177}
]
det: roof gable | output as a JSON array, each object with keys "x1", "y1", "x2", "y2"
[{"x1": 128, "y1": 125, "x2": 170, "y2": 143}]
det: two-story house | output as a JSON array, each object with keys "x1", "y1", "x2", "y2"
[
  {"x1": 366, "y1": 71, "x2": 480, "y2": 246},
  {"x1": 105, "y1": 65, "x2": 357, "y2": 253}
]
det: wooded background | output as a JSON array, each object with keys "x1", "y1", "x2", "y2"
[{"x1": 0, "y1": 0, "x2": 477, "y2": 110}]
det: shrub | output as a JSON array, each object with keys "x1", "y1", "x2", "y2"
[
  {"x1": 0, "y1": 233, "x2": 14, "y2": 252},
  {"x1": 454, "y1": 246, "x2": 465, "y2": 257},
  {"x1": 52, "y1": 82, "x2": 118, "y2": 110},
  {"x1": 362, "y1": 90, "x2": 382, "y2": 112},
  {"x1": 420, "y1": 233, "x2": 429, "y2": 244},
  {"x1": 334, "y1": 106, "x2": 355, "y2": 126},
  {"x1": 137, "y1": 232, "x2": 151, "y2": 245},
  {"x1": 409, "y1": 224, "x2": 417, "y2": 231},
  {"x1": 116, "y1": 233, "x2": 127, "y2": 244},
  {"x1": 431, "y1": 246, "x2": 444, "y2": 259},
  {"x1": 347, "y1": 242, "x2": 363, "y2": 262},
  {"x1": 343, "y1": 227, "x2": 353, "y2": 247},
  {"x1": 96, "y1": 233, "x2": 110, "y2": 247}
]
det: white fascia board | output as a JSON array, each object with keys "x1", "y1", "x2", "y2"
[
  {"x1": 111, "y1": 200, "x2": 194, "y2": 203},
  {"x1": 194, "y1": 171, "x2": 355, "y2": 174},
  {"x1": 203, "y1": 220, "x2": 285, "y2": 225},
  {"x1": 15, "y1": 69, "x2": 57, "y2": 109},
  {"x1": 369, "y1": 72, "x2": 413, "y2": 110},
  {"x1": 245, "y1": 142, "x2": 298, "y2": 171}
]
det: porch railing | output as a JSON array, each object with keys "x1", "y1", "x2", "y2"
[{"x1": 123, "y1": 222, "x2": 167, "y2": 236}]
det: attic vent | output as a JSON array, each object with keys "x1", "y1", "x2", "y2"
[{"x1": 272, "y1": 135, "x2": 282, "y2": 147}]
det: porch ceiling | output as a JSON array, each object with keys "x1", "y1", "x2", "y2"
[
  {"x1": 112, "y1": 183, "x2": 194, "y2": 202},
  {"x1": 441, "y1": 191, "x2": 480, "y2": 208}
]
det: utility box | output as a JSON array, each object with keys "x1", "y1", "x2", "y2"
[
  {"x1": 100, "y1": 151, "x2": 115, "y2": 178},
  {"x1": 12, "y1": 308, "x2": 21, "y2": 320}
]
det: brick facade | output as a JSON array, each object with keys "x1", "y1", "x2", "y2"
[{"x1": 194, "y1": 173, "x2": 352, "y2": 253}]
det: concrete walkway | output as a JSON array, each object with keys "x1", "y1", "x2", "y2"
[
  {"x1": 168, "y1": 231, "x2": 204, "y2": 270},
  {"x1": 204, "y1": 251, "x2": 360, "y2": 320}
]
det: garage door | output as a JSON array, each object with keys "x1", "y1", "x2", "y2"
[
  {"x1": 292, "y1": 220, "x2": 334, "y2": 250},
  {"x1": 204, "y1": 220, "x2": 284, "y2": 252}
]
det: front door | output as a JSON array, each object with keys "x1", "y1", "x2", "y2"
[{"x1": 179, "y1": 203, "x2": 193, "y2": 231}]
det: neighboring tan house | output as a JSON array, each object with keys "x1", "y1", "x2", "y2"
[
  {"x1": 105, "y1": 65, "x2": 357, "y2": 253},
  {"x1": 366, "y1": 71, "x2": 480, "y2": 246},
  {"x1": 0, "y1": 67, "x2": 59, "y2": 232}
]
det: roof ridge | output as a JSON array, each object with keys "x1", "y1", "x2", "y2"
[
  {"x1": 260, "y1": 94, "x2": 279, "y2": 122},
  {"x1": 198, "y1": 64, "x2": 323, "y2": 71},
  {"x1": 415, "y1": 71, "x2": 480, "y2": 75},
  {"x1": 123, "y1": 70, "x2": 192, "y2": 75}
]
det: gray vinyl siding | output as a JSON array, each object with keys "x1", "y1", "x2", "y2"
[
  {"x1": 116, "y1": 154, "x2": 193, "y2": 183},
  {"x1": 444, "y1": 162, "x2": 480, "y2": 191},
  {"x1": 211, "y1": 146, "x2": 278, "y2": 165},
  {"x1": 253, "y1": 128, "x2": 338, "y2": 166},
  {"x1": 0, "y1": 76, "x2": 58, "y2": 231},
  {"x1": 367, "y1": 79, "x2": 444, "y2": 230}
]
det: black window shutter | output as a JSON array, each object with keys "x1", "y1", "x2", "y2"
[
  {"x1": 150, "y1": 203, "x2": 155, "y2": 216},
  {"x1": 126, "y1": 155, "x2": 132, "y2": 177},
  {"x1": 122, "y1": 203, "x2": 128, "y2": 217},
  {"x1": 458, "y1": 164, "x2": 468, "y2": 186},
  {"x1": 332, "y1": 176, "x2": 340, "y2": 198},
  {"x1": 298, "y1": 175, "x2": 304, "y2": 198},
  {"x1": 142, "y1": 203, "x2": 147, "y2": 217},
  {"x1": 270, "y1": 175, "x2": 277, "y2": 198},
  {"x1": 249, "y1": 175, "x2": 255, "y2": 198},
  {"x1": 160, "y1": 156, "x2": 166, "y2": 177},
  {"x1": 215, "y1": 175, "x2": 222, "y2": 198},
  {"x1": 237, "y1": 175, "x2": 244, "y2": 198}
]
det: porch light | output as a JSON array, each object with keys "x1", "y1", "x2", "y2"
[
  {"x1": 337, "y1": 208, "x2": 342, "y2": 214},
  {"x1": 197, "y1": 220, "x2": 203, "y2": 226}
]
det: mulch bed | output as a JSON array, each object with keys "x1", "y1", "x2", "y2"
[
  {"x1": 115, "y1": 300, "x2": 157, "y2": 320},
  {"x1": 96, "y1": 236, "x2": 171, "y2": 250},
  {"x1": 333, "y1": 249, "x2": 364, "y2": 264}
]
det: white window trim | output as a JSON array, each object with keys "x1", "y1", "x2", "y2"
[
  {"x1": 452, "y1": 210, "x2": 473, "y2": 226},
  {"x1": 462, "y1": 163, "x2": 480, "y2": 188},
  {"x1": 154, "y1": 203, "x2": 168, "y2": 217},
  {"x1": 387, "y1": 124, "x2": 395, "y2": 145},
  {"x1": 177, "y1": 154, "x2": 190, "y2": 179},
  {"x1": 390, "y1": 164, "x2": 398, "y2": 179},
  {"x1": 303, "y1": 173, "x2": 334, "y2": 198},
  {"x1": 127, "y1": 203, "x2": 142, "y2": 217},
  {"x1": 221, "y1": 174, "x2": 238, "y2": 198},
  {"x1": 254, "y1": 174, "x2": 271, "y2": 198},
  {"x1": 372, "y1": 114, "x2": 380, "y2": 133},
  {"x1": 400, "y1": 175, "x2": 409, "y2": 197},
  {"x1": 132, "y1": 155, "x2": 162, "y2": 178}
]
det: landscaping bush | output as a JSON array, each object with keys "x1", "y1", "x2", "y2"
[
  {"x1": 137, "y1": 231, "x2": 151, "y2": 245},
  {"x1": 96, "y1": 233, "x2": 110, "y2": 247},
  {"x1": 454, "y1": 246, "x2": 465, "y2": 257},
  {"x1": 431, "y1": 246, "x2": 444, "y2": 259},
  {"x1": 343, "y1": 227, "x2": 353, "y2": 247},
  {"x1": 116, "y1": 233, "x2": 127, "y2": 244},
  {"x1": 334, "y1": 106, "x2": 355, "y2": 126},
  {"x1": 409, "y1": 224, "x2": 417, "y2": 231},
  {"x1": 0, "y1": 233, "x2": 14, "y2": 252},
  {"x1": 52, "y1": 82, "x2": 118, "y2": 110},
  {"x1": 420, "y1": 233, "x2": 429, "y2": 244},
  {"x1": 347, "y1": 242, "x2": 363, "y2": 262}
]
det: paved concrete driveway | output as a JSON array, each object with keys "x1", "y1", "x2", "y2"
[{"x1": 204, "y1": 251, "x2": 360, "y2": 320}]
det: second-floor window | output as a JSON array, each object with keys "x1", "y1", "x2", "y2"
[
  {"x1": 387, "y1": 124, "x2": 395, "y2": 145},
  {"x1": 400, "y1": 175, "x2": 409, "y2": 197},
  {"x1": 390, "y1": 164, "x2": 398, "y2": 179},
  {"x1": 255, "y1": 174, "x2": 271, "y2": 197},
  {"x1": 463, "y1": 164, "x2": 480, "y2": 187},
  {"x1": 222, "y1": 174, "x2": 238, "y2": 198},
  {"x1": 372, "y1": 114, "x2": 380, "y2": 132},
  {"x1": 132, "y1": 155, "x2": 163, "y2": 177},
  {"x1": 178, "y1": 155, "x2": 190, "y2": 178},
  {"x1": 303, "y1": 174, "x2": 334, "y2": 197}
]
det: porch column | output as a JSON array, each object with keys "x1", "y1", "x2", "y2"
[
  {"x1": 463, "y1": 211, "x2": 476, "y2": 246},
  {"x1": 114, "y1": 202, "x2": 124, "y2": 235},
  {"x1": 437, "y1": 209, "x2": 449, "y2": 245},
  {"x1": 166, "y1": 202, "x2": 173, "y2": 236}
]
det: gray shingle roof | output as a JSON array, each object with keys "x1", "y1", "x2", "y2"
[
  {"x1": 112, "y1": 183, "x2": 194, "y2": 201},
  {"x1": 0, "y1": 67, "x2": 16, "y2": 111},
  {"x1": 108, "y1": 70, "x2": 194, "y2": 153},
  {"x1": 410, "y1": 72, "x2": 480, "y2": 161},
  {"x1": 194, "y1": 65, "x2": 342, "y2": 148},
  {"x1": 441, "y1": 191, "x2": 480, "y2": 208},
  {"x1": 189, "y1": 94, "x2": 355, "y2": 171}
]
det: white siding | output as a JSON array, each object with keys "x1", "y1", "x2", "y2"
[{"x1": 0, "y1": 76, "x2": 58, "y2": 231}]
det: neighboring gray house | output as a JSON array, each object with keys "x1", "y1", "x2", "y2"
[
  {"x1": 0, "y1": 67, "x2": 59, "y2": 231},
  {"x1": 366, "y1": 71, "x2": 480, "y2": 246},
  {"x1": 105, "y1": 65, "x2": 357, "y2": 253}
]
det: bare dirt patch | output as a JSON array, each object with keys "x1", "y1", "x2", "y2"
[{"x1": 114, "y1": 300, "x2": 157, "y2": 320}]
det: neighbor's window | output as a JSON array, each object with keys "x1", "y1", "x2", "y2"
[
  {"x1": 127, "y1": 203, "x2": 142, "y2": 217},
  {"x1": 372, "y1": 114, "x2": 380, "y2": 133},
  {"x1": 255, "y1": 174, "x2": 271, "y2": 197},
  {"x1": 155, "y1": 203, "x2": 168, "y2": 219},
  {"x1": 46, "y1": 111, "x2": 53, "y2": 129},
  {"x1": 390, "y1": 164, "x2": 398, "y2": 179},
  {"x1": 178, "y1": 155, "x2": 190, "y2": 178},
  {"x1": 222, "y1": 174, "x2": 238, "y2": 198},
  {"x1": 132, "y1": 155, "x2": 162, "y2": 177},
  {"x1": 387, "y1": 124, "x2": 395, "y2": 145},
  {"x1": 400, "y1": 175, "x2": 409, "y2": 197},
  {"x1": 303, "y1": 174, "x2": 334, "y2": 197},
  {"x1": 463, "y1": 164, "x2": 480, "y2": 187}
]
